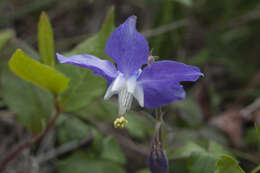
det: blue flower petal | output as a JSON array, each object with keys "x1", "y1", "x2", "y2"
[
  {"x1": 139, "y1": 60, "x2": 203, "y2": 83},
  {"x1": 57, "y1": 53, "x2": 118, "y2": 84},
  {"x1": 105, "y1": 16, "x2": 149, "y2": 75},
  {"x1": 141, "y1": 80, "x2": 186, "y2": 108},
  {"x1": 138, "y1": 61, "x2": 203, "y2": 108}
]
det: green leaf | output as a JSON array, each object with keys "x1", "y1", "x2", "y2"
[
  {"x1": 0, "y1": 29, "x2": 15, "y2": 52},
  {"x1": 245, "y1": 127, "x2": 260, "y2": 146},
  {"x1": 58, "y1": 65, "x2": 106, "y2": 112},
  {"x1": 169, "y1": 159, "x2": 189, "y2": 173},
  {"x1": 90, "y1": 128, "x2": 106, "y2": 153},
  {"x1": 208, "y1": 141, "x2": 233, "y2": 158},
  {"x1": 9, "y1": 49, "x2": 69, "y2": 95},
  {"x1": 38, "y1": 12, "x2": 55, "y2": 68},
  {"x1": 1, "y1": 62, "x2": 53, "y2": 133},
  {"x1": 215, "y1": 155, "x2": 245, "y2": 173},
  {"x1": 57, "y1": 115, "x2": 91, "y2": 144},
  {"x1": 101, "y1": 136, "x2": 126, "y2": 164},
  {"x1": 57, "y1": 151, "x2": 125, "y2": 173},
  {"x1": 126, "y1": 112, "x2": 153, "y2": 138},
  {"x1": 188, "y1": 152, "x2": 218, "y2": 173},
  {"x1": 75, "y1": 100, "x2": 117, "y2": 124},
  {"x1": 169, "y1": 142, "x2": 239, "y2": 173},
  {"x1": 168, "y1": 142, "x2": 205, "y2": 159},
  {"x1": 251, "y1": 165, "x2": 260, "y2": 173},
  {"x1": 255, "y1": 123, "x2": 260, "y2": 143},
  {"x1": 173, "y1": 97, "x2": 204, "y2": 127},
  {"x1": 58, "y1": 7, "x2": 115, "y2": 111}
]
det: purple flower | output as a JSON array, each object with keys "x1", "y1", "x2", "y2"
[
  {"x1": 57, "y1": 16, "x2": 203, "y2": 117},
  {"x1": 148, "y1": 141, "x2": 169, "y2": 173}
]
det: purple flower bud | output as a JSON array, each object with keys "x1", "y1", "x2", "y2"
[{"x1": 147, "y1": 141, "x2": 169, "y2": 173}]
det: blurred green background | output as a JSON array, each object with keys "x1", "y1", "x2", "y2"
[{"x1": 0, "y1": 0, "x2": 260, "y2": 172}]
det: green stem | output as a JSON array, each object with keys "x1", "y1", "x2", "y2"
[
  {"x1": 154, "y1": 107, "x2": 163, "y2": 142},
  {"x1": 251, "y1": 165, "x2": 260, "y2": 173}
]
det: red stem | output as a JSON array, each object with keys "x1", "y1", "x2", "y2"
[{"x1": 0, "y1": 96, "x2": 61, "y2": 172}]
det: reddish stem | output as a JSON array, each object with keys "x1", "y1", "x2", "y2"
[{"x1": 0, "y1": 96, "x2": 62, "y2": 172}]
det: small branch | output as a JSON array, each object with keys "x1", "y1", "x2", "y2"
[
  {"x1": 0, "y1": 96, "x2": 62, "y2": 172},
  {"x1": 140, "y1": 110, "x2": 174, "y2": 133},
  {"x1": 240, "y1": 97, "x2": 260, "y2": 120},
  {"x1": 155, "y1": 107, "x2": 162, "y2": 121},
  {"x1": 142, "y1": 19, "x2": 188, "y2": 38},
  {"x1": 154, "y1": 107, "x2": 163, "y2": 142},
  {"x1": 36, "y1": 134, "x2": 93, "y2": 164}
]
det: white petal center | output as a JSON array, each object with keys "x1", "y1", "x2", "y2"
[
  {"x1": 104, "y1": 73, "x2": 125, "y2": 100},
  {"x1": 104, "y1": 70, "x2": 144, "y2": 115},
  {"x1": 133, "y1": 84, "x2": 144, "y2": 107},
  {"x1": 118, "y1": 87, "x2": 133, "y2": 116}
]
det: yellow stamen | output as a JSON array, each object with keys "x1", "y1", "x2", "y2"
[{"x1": 114, "y1": 116, "x2": 128, "y2": 128}]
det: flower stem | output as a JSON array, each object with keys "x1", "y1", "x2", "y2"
[
  {"x1": 154, "y1": 107, "x2": 163, "y2": 142},
  {"x1": 0, "y1": 96, "x2": 62, "y2": 172}
]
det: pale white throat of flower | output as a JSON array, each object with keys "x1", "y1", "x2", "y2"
[{"x1": 104, "y1": 70, "x2": 144, "y2": 116}]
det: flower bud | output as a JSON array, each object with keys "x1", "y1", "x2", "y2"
[{"x1": 147, "y1": 140, "x2": 169, "y2": 173}]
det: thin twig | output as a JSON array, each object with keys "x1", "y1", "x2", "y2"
[
  {"x1": 36, "y1": 134, "x2": 93, "y2": 164},
  {"x1": 240, "y1": 97, "x2": 260, "y2": 120},
  {"x1": 142, "y1": 19, "x2": 189, "y2": 38},
  {"x1": 0, "y1": 96, "x2": 62, "y2": 172},
  {"x1": 154, "y1": 107, "x2": 163, "y2": 142},
  {"x1": 140, "y1": 110, "x2": 174, "y2": 133}
]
